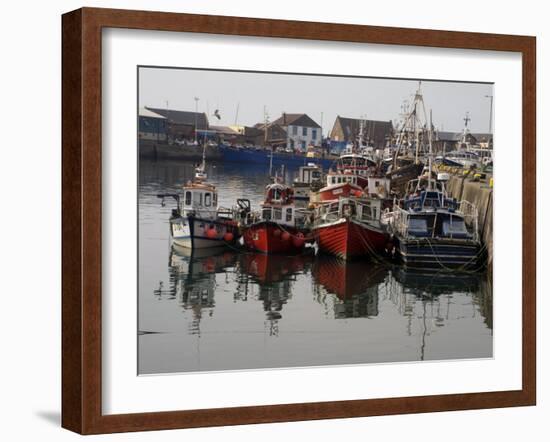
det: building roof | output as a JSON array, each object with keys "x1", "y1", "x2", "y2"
[
  {"x1": 436, "y1": 131, "x2": 462, "y2": 141},
  {"x1": 271, "y1": 113, "x2": 321, "y2": 128},
  {"x1": 145, "y1": 107, "x2": 209, "y2": 127},
  {"x1": 331, "y1": 116, "x2": 393, "y2": 142},
  {"x1": 210, "y1": 125, "x2": 240, "y2": 135},
  {"x1": 139, "y1": 107, "x2": 166, "y2": 119}
]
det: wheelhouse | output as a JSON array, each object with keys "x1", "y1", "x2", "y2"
[{"x1": 182, "y1": 182, "x2": 218, "y2": 218}]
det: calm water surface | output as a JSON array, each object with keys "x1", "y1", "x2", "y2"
[{"x1": 138, "y1": 159, "x2": 493, "y2": 374}]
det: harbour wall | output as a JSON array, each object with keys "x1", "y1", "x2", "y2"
[
  {"x1": 446, "y1": 175, "x2": 493, "y2": 270},
  {"x1": 139, "y1": 140, "x2": 223, "y2": 161}
]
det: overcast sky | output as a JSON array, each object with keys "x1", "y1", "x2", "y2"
[{"x1": 139, "y1": 67, "x2": 493, "y2": 135}]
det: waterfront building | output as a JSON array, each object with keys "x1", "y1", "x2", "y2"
[
  {"x1": 145, "y1": 107, "x2": 209, "y2": 142},
  {"x1": 138, "y1": 107, "x2": 167, "y2": 142},
  {"x1": 268, "y1": 113, "x2": 322, "y2": 151}
]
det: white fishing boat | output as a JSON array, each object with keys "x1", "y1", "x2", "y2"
[{"x1": 158, "y1": 147, "x2": 241, "y2": 249}]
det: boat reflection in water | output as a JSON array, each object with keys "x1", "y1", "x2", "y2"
[
  {"x1": 156, "y1": 244, "x2": 239, "y2": 334},
  {"x1": 311, "y1": 255, "x2": 389, "y2": 319},
  {"x1": 385, "y1": 268, "x2": 492, "y2": 360},
  {"x1": 235, "y1": 251, "x2": 314, "y2": 335}
]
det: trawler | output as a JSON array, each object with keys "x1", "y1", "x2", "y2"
[
  {"x1": 241, "y1": 176, "x2": 309, "y2": 254},
  {"x1": 312, "y1": 195, "x2": 389, "y2": 261},
  {"x1": 386, "y1": 111, "x2": 482, "y2": 269}
]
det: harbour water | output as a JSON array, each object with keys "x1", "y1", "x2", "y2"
[{"x1": 138, "y1": 159, "x2": 493, "y2": 375}]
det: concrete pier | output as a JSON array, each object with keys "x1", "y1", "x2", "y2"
[{"x1": 446, "y1": 174, "x2": 493, "y2": 269}]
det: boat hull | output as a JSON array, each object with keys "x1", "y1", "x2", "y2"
[
  {"x1": 396, "y1": 238, "x2": 481, "y2": 270},
  {"x1": 242, "y1": 221, "x2": 306, "y2": 254},
  {"x1": 170, "y1": 215, "x2": 241, "y2": 249},
  {"x1": 219, "y1": 144, "x2": 333, "y2": 169},
  {"x1": 313, "y1": 218, "x2": 388, "y2": 260}
]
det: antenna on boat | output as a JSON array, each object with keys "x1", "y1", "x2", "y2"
[
  {"x1": 264, "y1": 106, "x2": 274, "y2": 177},
  {"x1": 195, "y1": 140, "x2": 207, "y2": 182}
]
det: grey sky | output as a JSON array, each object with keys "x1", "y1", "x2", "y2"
[{"x1": 139, "y1": 67, "x2": 493, "y2": 135}]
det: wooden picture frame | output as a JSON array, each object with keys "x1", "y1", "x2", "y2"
[{"x1": 62, "y1": 7, "x2": 536, "y2": 434}]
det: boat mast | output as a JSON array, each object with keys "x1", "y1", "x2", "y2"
[
  {"x1": 264, "y1": 106, "x2": 273, "y2": 177},
  {"x1": 427, "y1": 109, "x2": 434, "y2": 190}
]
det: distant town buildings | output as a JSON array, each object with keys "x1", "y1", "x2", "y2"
[{"x1": 434, "y1": 130, "x2": 493, "y2": 152}]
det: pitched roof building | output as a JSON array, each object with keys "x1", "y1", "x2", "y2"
[
  {"x1": 271, "y1": 113, "x2": 321, "y2": 129},
  {"x1": 330, "y1": 116, "x2": 393, "y2": 148}
]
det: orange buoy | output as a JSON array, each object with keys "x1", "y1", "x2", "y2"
[
  {"x1": 223, "y1": 232, "x2": 234, "y2": 242},
  {"x1": 293, "y1": 232, "x2": 305, "y2": 248},
  {"x1": 281, "y1": 231, "x2": 291, "y2": 241},
  {"x1": 206, "y1": 227, "x2": 217, "y2": 239}
]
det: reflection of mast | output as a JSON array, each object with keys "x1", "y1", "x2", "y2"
[{"x1": 420, "y1": 300, "x2": 428, "y2": 361}]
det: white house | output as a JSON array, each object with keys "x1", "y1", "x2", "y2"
[{"x1": 270, "y1": 113, "x2": 322, "y2": 151}]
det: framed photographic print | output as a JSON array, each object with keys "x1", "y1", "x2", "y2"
[{"x1": 62, "y1": 7, "x2": 536, "y2": 434}]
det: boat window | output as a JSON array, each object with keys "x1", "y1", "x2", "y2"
[
  {"x1": 185, "y1": 191, "x2": 192, "y2": 206},
  {"x1": 204, "y1": 192, "x2": 211, "y2": 207},
  {"x1": 286, "y1": 208, "x2": 293, "y2": 222},
  {"x1": 262, "y1": 208, "x2": 272, "y2": 220},
  {"x1": 193, "y1": 192, "x2": 202, "y2": 206},
  {"x1": 213, "y1": 193, "x2": 217, "y2": 206},
  {"x1": 408, "y1": 217, "x2": 429, "y2": 237},
  {"x1": 273, "y1": 207, "x2": 282, "y2": 220},
  {"x1": 331, "y1": 177, "x2": 336, "y2": 184},
  {"x1": 442, "y1": 218, "x2": 471, "y2": 238},
  {"x1": 273, "y1": 188, "x2": 282, "y2": 200},
  {"x1": 361, "y1": 205, "x2": 372, "y2": 220}
]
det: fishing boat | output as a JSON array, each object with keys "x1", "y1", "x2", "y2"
[
  {"x1": 387, "y1": 109, "x2": 482, "y2": 269},
  {"x1": 157, "y1": 150, "x2": 241, "y2": 249},
  {"x1": 218, "y1": 143, "x2": 334, "y2": 169},
  {"x1": 241, "y1": 178, "x2": 309, "y2": 254},
  {"x1": 315, "y1": 153, "x2": 376, "y2": 202},
  {"x1": 312, "y1": 196, "x2": 389, "y2": 260}
]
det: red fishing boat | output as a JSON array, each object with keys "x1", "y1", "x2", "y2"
[
  {"x1": 312, "y1": 196, "x2": 389, "y2": 260},
  {"x1": 242, "y1": 179, "x2": 308, "y2": 254},
  {"x1": 316, "y1": 153, "x2": 376, "y2": 202}
]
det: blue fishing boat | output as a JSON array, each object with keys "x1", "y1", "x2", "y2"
[
  {"x1": 388, "y1": 175, "x2": 482, "y2": 270},
  {"x1": 218, "y1": 143, "x2": 334, "y2": 169}
]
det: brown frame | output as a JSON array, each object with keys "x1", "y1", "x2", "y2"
[{"x1": 62, "y1": 7, "x2": 536, "y2": 434}]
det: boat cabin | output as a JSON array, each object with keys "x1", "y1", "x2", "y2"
[
  {"x1": 403, "y1": 186, "x2": 458, "y2": 212},
  {"x1": 317, "y1": 197, "x2": 383, "y2": 224},
  {"x1": 365, "y1": 176, "x2": 391, "y2": 198},
  {"x1": 182, "y1": 182, "x2": 218, "y2": 218},
  {"x1": 295, "y1": 163, "x2": 322, "y2": 185},
  {"x1": 402, "y1": 211, "x2": 473, "y2": 240},
  {"x1": 260, "y1": 182, "x2": 306, "y2": 228},
  {"x1": 325, "y1": 170, "x2": 363, "y2": 187},
  {"x1": 336, "y1": 154, "x2": 376, "y2": 175}
]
